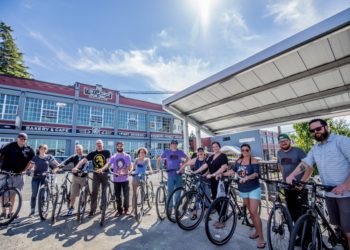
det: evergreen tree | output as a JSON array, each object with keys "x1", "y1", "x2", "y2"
[{"x1": 0, "y1": 21, "x2": 32, "y2": 78}]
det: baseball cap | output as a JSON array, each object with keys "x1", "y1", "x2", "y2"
[
  {"x1": 17, "y1": 133, "x2": 28, "y2": 139},
  {"x1": 170, "y1": 139, "x2": 178, "y2": 144},
  {"x1": 278, "y1": 133, "x2": 290, "y2": 142}
]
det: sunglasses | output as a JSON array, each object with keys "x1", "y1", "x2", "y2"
[
  {"x1": 309, "y1": 126, "x2": 324, "y2": 133},
  {"x1": 241, "y1": 149, "x2": 250, "y2": 152}
]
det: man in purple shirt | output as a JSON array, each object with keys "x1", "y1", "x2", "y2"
[
  {"x1": 103, "y1": 141, "x2": 132, "y2": 217},
  {"x1": 157, "y1": 139, "x2": 189, "y2": 208}
]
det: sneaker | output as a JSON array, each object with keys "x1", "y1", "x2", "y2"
[
  {"x1": 124, "y1": 210, "x2": 131, "y2": 216},
  {"x1": 88, "y1": 212, "x2": 95, "y2": 218},
  {"x1": 114, "y1": 211, "x2": 122, "y2": 217},
  {"x1": 66, "y1": 208, "x2": 74, "y2": 216}
]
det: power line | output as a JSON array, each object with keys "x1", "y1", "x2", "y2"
[{"x1": 119, "y1": 90, "x2": 176, "y2": 94}]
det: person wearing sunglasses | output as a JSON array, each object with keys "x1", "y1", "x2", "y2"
[
  {"x1": 277, "y1": 134, "x2": 312, "y2": 227},
  {"x1": 0, "y1": 133, "x2": 35, "y2": 219},
  {"x1": 217, "y1": 143, "x2": 265, "y2": 248},
  {"x1": 286, "y1": 118, "x2": 350, "y2": 247}
]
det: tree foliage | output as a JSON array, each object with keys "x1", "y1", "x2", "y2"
[{"x1": 0, "y1": 21, "x2": 31, "y2": 78}]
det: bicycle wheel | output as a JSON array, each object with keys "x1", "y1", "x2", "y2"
[
  {"x1": 56, "y1": 186, "x2": 67, "y2": 220},
  {"x1": 77, "y1": 187, "x2": 88, "y2": 223},
  {"x1": 288, "y1": 214, "x2": 322, "y2": 250},
  {"x1": 166, "y1": 186, "x2": 186, "y2": 223},
  {"x1": 146, "y1": 181, "x2": 154, "y2": 209},
  {"x1": 38, "y1": 186, "x2": 52, "y2": 220},
  {"x1": 51, "y1": 185, "x2": 60, "y2": 224},
  {"x1": 175, "y1": 190, "x2": 204, "y2": 231},
  {"x1": 155, "y1": 186, "x2": 167, "y2": 220},
  {"x1": 0, "y1": 187, "x2": 22, "y2": 226},
  {"x1": 267, "y1": 204, "x2": 293, "y2": 250},
  {"x1": 100, "y1": 189, "x2": 107, "y2": 226},
  {"x1": 205, "y1": 197, "x2": 237, "y2": 246},
  {"x1": 134, "y1": 186, "x2": 144, "y2": 223},
  {"x1": 107, "y1": 183, "x2": 116, "y2": 210}
]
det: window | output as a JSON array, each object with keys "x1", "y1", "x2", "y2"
[
  {"x1": 24, "y1": 98, "x2": 73, "y2": 124},
  {"x1": 118, "y1": 111, "x2": 146, "y2": 131},
  {"x1": 149, "y1": 115, "x2": 176, "y2": 133},
  {"x1": 76, "y1": 139, "x2": 114, "y2": 154},
  {"x1": 0, "y1": 137, "x2": 14, "y2": 147},
  {"x1": 0, "y1": 94, "x2": 20, "y2": 120},
  {"x1": 77, "y1": 105, "x2": 114, "y2": 128},
  {"x1": 123, "y1": 141, "x2": 147, "y2": 157},
  {"x1": 28, "y1": 139, "x2": 66, "y2": 156}
]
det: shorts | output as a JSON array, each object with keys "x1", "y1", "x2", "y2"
[
  {"x1": 325, "y1": 196, "x2": 350, "y2": 233},
  {"x1": 0, "y1": 174, "x2": 24, "y2": 190},
  {"x1": 239, "y1": 187, "x2": 261, "y2": 200},
  {"x1": 70, "y1": 175, "x2": 85, "y2": 197}
]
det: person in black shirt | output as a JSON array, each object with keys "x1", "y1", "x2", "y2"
[
  {"x1": 75, "y1": 140, "x2": 111, "y2": 217},
  {"x1": 60, "y1": 144, "x2": 86, "y2": 216},
  {"x1": 0, "y1": 133, "x2": 35, "y2": 218}
]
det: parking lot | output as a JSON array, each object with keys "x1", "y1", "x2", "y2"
[{"x1": 0, "y1": 174, "x2": 275, "y2": 250}]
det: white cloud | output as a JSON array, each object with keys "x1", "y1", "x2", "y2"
[
  {"x1": 220, "y1": 9, "x2": 261, "y2": 50},
  {"x1": 156, "y1": 29, "x2": 175, "y2": 48},
  {"x1": 266, "y1": 0, "x2": 319, "y2": 31},
  {"x1": 26, "y1": 56, "x2": 51, "y2": 70},
  {"x1": 60, "y1": 47, "x2": 212, "y2": 92}
]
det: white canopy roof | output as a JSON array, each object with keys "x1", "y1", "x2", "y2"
[{"x1": 163, "y1": 9, "x2": 350, "y2": 135}]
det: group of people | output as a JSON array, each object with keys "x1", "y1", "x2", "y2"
[{"x1": 0, "y1": 118, "x2": 349, "y2": 249}]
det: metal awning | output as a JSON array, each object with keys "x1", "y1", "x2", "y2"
[{"x1": 163, "y1": 8, "x2": 350, "y2": 136}]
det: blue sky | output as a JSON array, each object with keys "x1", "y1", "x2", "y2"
[{"x1": 1, "y1": 0, "x2": 350, "y2": 104}]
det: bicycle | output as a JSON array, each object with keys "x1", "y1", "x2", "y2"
[
  {"x1": 260, "y1": 178, "x2": 293, "y2": 250},
  {"x1": 0, "y1": 171, "x2": 22, "y2": 226},
  {"x1": 131, "y1": 171, "x2": 154, "y2": 223},
  {"x1": 204, "y1": 176, "x2": 260, "y2": 245},
  {"x1": 38, "y1": 170, "x2": 58, "y2": 221},
  {"x1": 288, "y1": 180, "x2": 348, "y2": 250},
  {"x1": 155, "y1": 168, "x2": 167, "y2": 220},
  {"x1": 51, "y1": 170, "x2": 72, "y2": 224},
  {"x1": 76, "y1": 169, "x2": 93, "y2": 223},
  {"x1": 166, "y1": 170, "x2": 195, "y2": 223},
  {"x1": 175, "y1": 172, "x2": 212, "y2": 231}
]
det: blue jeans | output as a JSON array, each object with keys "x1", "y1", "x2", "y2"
[
  {"x1": 167, "y1": 174, "x2": 182, "y2": 209},
  {"x1": 31, "y1": 176, "x2": 46, "y2": 211}
]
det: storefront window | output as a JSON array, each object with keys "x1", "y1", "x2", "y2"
[{"x1": 0, "y1": 94, "x2": 20, "y2": 120}]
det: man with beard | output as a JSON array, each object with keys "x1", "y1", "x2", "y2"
[
  {"x1": 102, "y1": 141, "x2": 131, "y2": 217},
  {"x1": 75, "y1": 140, "x2": 111, "y2": 218},
  {"x1": 277, "y1": 134, "x2": 312, "y2": 225},
  {"x1": 287, "y1": 119, "x2": 350, "y2": 248}
]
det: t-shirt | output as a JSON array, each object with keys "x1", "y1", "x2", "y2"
[
  {"x1": 206, "y1": 153, "x2": 228, "y2": 174},
  {"x1": 31, "y1": 155, "x2": 58, "y2": 176},
  {"x1": 233, "y1": 159, "x2": 260, "y2": 192},
  {"x1": 109, "y1": 152, "x2": 131, "y2": 182},
  {"x1": 161, "y1": 149, "x2": 187, "y2": 176},
  {"x1": 277, "y1": 147, "x2": 306, "y2": 181},
  {"x1": 86, "y1": 150, "x2": 111, "y2": 171},
  {"x1": 63, "y1": 154, "x2": 87, "y2": 177},
  {"x1": 0, "y1": 142, "x2": 35, "y2": 173}
]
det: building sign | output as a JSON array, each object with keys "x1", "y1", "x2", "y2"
[
  {"x1": 239, "y1": 137, "x2": 256, "y2": 143},
  {"x1": 76, "y1": 128, "x2": 114, "y2": 135},
  {"x1": 22, "y1": 125, "x2": 72, "y2": 133},
  {"x1": 151, "y1": 133, "x2": 183, "y2": 139},
  {"x1": 84, "y1": 86, "x2": 112, "y2": 100},
  {"x1": 117, "y1": 131, "x2": 147, "y2": 137},
  {"x1": 0, "y1": 124, "x2": 16, "y2": 130}
]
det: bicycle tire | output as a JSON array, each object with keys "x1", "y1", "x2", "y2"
[
  {"x1": 77, "y1": 187, "x2": 88, "y2": 223},
  {"x1": 51, "y1": 185, "x2": 60, "y2": 224},
  {"x1": 146, "y1": 182, "x2": 154, "y2": 209},
  {"x1": 288, "y1": 213, "x2": 322, "y2": 250},
  {"x1": 267, "y1": 204, "x2": 293, "y2": 250},
  {"x1": 0, "y1": 187, "x2": 22, "y2": 226},
  {"x1": 205, "y1": 197, "x2": 237, "y2": 246},
  {"x1": 100, "y1": 189, "x2": 107, "y2": 226},
  {"x1": 166, "y1": 186, "x2": 185, "y2": 223},
  {"x1": 155, "y1": 186, "x2": 167, "y2": 220},
  {"x1": 175, "y1": 190, "x2": 204, "y2": 231},
  {"x1": 134, "y1": 185, "x2": 144, "y2": 223},
  {"x1": 38, "y1": 186, "x2": 52, "y2": 221}
]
